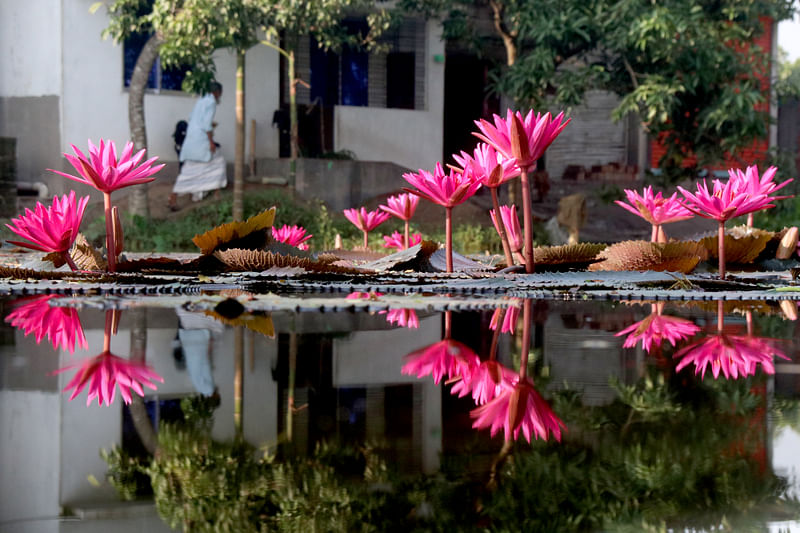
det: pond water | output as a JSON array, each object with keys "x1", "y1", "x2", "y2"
[{"x1": 2, "y1": 293, "x2": 800, "y2": 532}]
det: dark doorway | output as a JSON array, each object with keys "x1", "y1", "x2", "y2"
[{"x1": 443, "y1": 53, "x2": 498, "y2": 165}]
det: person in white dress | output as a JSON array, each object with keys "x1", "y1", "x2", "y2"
[{"x1": 168, "y1": 82, "x2": 227, "y2": 210}]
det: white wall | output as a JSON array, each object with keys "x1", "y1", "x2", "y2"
[
  {"x1": 0, "y1": 0, "x2": 62, "y2": 97},
  {"x1": 0, "y1": 391, "x2": 61, "y2": 525},
  {"x1": 333, "y1": 20, "x2": 445, "y2": 171},
  {"x1": 60, "y1": 0, "x2": 280, "y2": 167}
]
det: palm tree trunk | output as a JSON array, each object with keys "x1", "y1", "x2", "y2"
[
  {"x1": 233, "y1": 50, "x2": 246, "y2": 221},
  {"x1": 128, "y1": 34, "x2": 161, "y2": 219},
  {"x1": 128, "y1": 308, "x2": 157, "y2": 454}
]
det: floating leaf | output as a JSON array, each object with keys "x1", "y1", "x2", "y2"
[
  {"x1": 42, "y1": 251, "x2": 67, "y2": 269},
  {"x1": 214, "y1": 248, "x2": 365, "y2": 274},
  {"x1": 590, "y1": 240, "x2": 706, "y2": 273},
  {"x1": 115, "y1": 257, "x2": 193, "y2": 273},
  {"x1": 700, "y1": 225, "x2": 772, "y2": 264},
  {"x1": 192, "y1": 207, "x2": 276, "y2": 255},
  {"x1": 204, "y1": 310, "x2": 275, "y2": 338},
  {"x1": 71, "y1": 234, "x2": 107, "y2": 271},
  {"x1": 533, "y1": 243, "x2": 607, "y2": 270}
]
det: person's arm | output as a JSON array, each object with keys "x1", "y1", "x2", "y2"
[{"x1": 207, "y1": 130, "x2": 216, "y2": 154}]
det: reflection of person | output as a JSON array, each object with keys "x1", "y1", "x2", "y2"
[
  {"x1": 174, "y1": 307, "x2": 225, "y2": 397},
  {"x1": 168, "y1": 81, "x2": 227, "y2": 210}
]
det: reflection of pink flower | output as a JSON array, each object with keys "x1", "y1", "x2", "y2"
[
  {"x1": 53, "y1": 352, "x2": 164, "y2": 406},
  {"x1": 471, "y1": 378, "x2": 565, "y2": 442},
  {"x1": 674, "y1": 334, "x2": 790, "y2": 380},
  {"x1": 490, "y1": 205, "x2": 522, "y2": 254},
  {"x1": 272, "y1": 224, "x2": 312, "y2": 250},
  {"x1": 452, "y1": 143, "x2": 520, "y2": 188},
  {"x1": 6, "y1": 191, "x2": 89, "y2": 255},
  {"x1": 383, "y1": 231, "x2": 422, "y2": 251},
  {"x1": 473, "y1": 109, "x2": 570, "y2": 172},
  {"x1": 615, "y1": 186, "x2": 693, "y2": 226},
  {"x1": 490, "y1": 305, "x2": 520, "y2": 334},
  {"x1": 402, "y1": 162, "x2": 481, "y2": 208},
  {"x1": 384, "y1": 309, "x2": 419, "y2": 329},
  {"x1": 616, "y1": 312, "x2": 700, "y2": 353},
  {"x1": 345, "y1": 291, "x2": 384, "y2": 300},
  {"x1": 5, "y1": 295, "x2": 87, "y2": 354},
  {"x1": 49, "y1": 139, "x2": 163, "y2": 194},
  {"x1": 451, "y1": 359, "x2": 516, "y2": 405},
  {"x1": 379, "y1": 193, "x2": 418, "y2": 221},
  {"x1": 343, "y1": 207, "x2": 391, "y2": 233},
  {"x1": 402, "y1": 339, "x2": 480, "y2": 384}
]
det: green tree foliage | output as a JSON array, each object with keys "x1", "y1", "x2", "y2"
[{"x1": 401, "y1": 0, "x2": 795, "y2": 182}]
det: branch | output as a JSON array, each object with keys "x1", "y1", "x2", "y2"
[
  {"x1": 489, "y1": 0, "x2": 518, "y2": 66},
  {"x1": 622, "y1": 55, "x2": 639, "y2": 90}
]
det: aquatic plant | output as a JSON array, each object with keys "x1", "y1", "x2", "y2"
[
  {"x1": 614, "y1": 186, "x2": 693, "y2": 242},
  {"x1": 5, "y1": 295, "x2": 87, "y2": 353},
  {"x1": 454, "y1": 143, "x2": 521, "y2": 266},
  {"x1": 616, "y1": 303, "x2": 701, "y2": 353},
  {"x1": 490, "y1": 204, "x2": 524, "y2": 265},
  {"x1": 382, "y1": 231, "x2": 422, "y2": 251},
  {"x1": 379, "y1": 193, "x2": 419, "y2": 250},
  {"x1": 728, "y1": 165, "x2": 792, "y2": 227},
  {"x1": 402, "y1": 162, "x2": 481, "y2": 272},
  {"x1": 49, "y1": 139, "x2": 164, "y2": 272},
  {"x1": 5, "y1": 191, "x2": 89, "y2": 271},
  {"x1": 271, "y1": 224, "x2": 312, "y2": 250},
  {"x1": 343, "y1": 206, "x2": 392, "y2": 249},
  {"x1": 474, "y1": 109, "x2": 570, "y2": 272}
]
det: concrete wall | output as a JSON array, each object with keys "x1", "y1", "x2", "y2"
[
  {"x1": 51, "y1": 0, "x2": 280, "y2": 196},
  {"x1": 333, "y1": 20, "x2": 445, "y2": 172},
  {"x1": 0, "y1": 0, "x2": 63, "y2": 184}
]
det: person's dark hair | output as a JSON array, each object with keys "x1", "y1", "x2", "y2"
[{"x1": 209, "y1": 81, "x2": 223, "y2": 94}]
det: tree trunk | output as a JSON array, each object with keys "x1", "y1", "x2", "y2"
[
  {"x1": 233, "y1": 50, "x2": 246, "y2": 222},
  {"x1": 128, "y1": 34, "x2": 162, "y2": 219},
  {"x1": 128, "y1": 308, "x2": 158, "y2": 455}
]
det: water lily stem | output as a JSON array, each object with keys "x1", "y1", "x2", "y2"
[
  {"x1": 489, "y1": 309, "x2": 503, "y2": 361},
  {"x1": 717, "y1": 300, "x2": 724, "y2": 334},
  {"x1": 747, "y1": 213, "x2": 754, "y2": 228},
  {"x1": 64, "y1": 253, "x2": 78, "y2": 272},
  {"x1": 651, "y1": 225, "x2": 658, "y2": 242},
  {"x1": 718, "y1": 221, "x2": 726, "y2": 280},
  {"x1": 103, "y1": 310, "x2": 113, "y2": 353},
  {"x1": 362, "y1": 230, "x2": 369, "y2": 249},
  {"x1": 404, "y1": 220, "x2": 410, "y2": 250},
  {"x1": 519, "y1": 299, "x2": 532, "y2": 379},
  {"x1": 445, "y1": 206, "x2": 453, "y2": 273},
  {"x1": 103, "y1": 193, "x2": 117, "y2": 273},
  {"x1": 444, "y1": 310, "x2": 451, "y2": 339},
  {"x1": 520, "y1": 170, "x2": 534, "y2": 273},
  {"x1": 491, "y1": 188, "x2": 514, "y2": 267}
]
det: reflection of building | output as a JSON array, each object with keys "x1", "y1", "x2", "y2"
[{"x1": 0, "y1": 306, "x2": 441, "y2": 529}]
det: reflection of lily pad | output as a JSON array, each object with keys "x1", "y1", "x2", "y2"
[
  {"x1": 700, "y1": 225, "x2": 772, "y2": 264},
  {"x1": 590, "y1": 240, "x2": 706, "y2": 273},
  {"x1": 204, "y1": 310, "x2": 275, "y2": 337},
  {"x1": 116, "y1": 256, "x2": 191, "y2": 273},
  {"x1": 533, "y1": 243, "x2": 607, "y2": 270},
  {"x1": 215, "y1": 248, "x2": 366, "y2": 274},
  {"x1": 192, "y1": 208, "x2": 276, "y2": 255}
]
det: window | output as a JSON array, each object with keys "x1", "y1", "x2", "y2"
[
  {"x1": 289, "y1": 17, "x2": 426, "y2": 110},
  {"x1": 123, "y1": 31, "x2": 189, "y2": 92}
]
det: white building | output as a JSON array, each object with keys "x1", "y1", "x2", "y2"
[{"x1": 0, "y1": 1, "x2": 445, "y2": 198}]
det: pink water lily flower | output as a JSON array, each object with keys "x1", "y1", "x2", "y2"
[
  {"x1": 471, "y1": 378, "x2": 565, "y2": 442},
  {"x1": 383, "y1": 231, "x2": 422, "y2": 251},
  {"x1": 490, "y1": 205, "x2": 524, "y2": 265},
  {"x1": 54, "y1": 352, "x2": 164, "y2": 406},
  {"x1": 272, "y1": 224, "x2": 312, "y2": 250},
  {"x1": 344, "y1": 206, "x2": 392, "y2": 249},
  {"x1": 455, "y1": 143, "x2": 521, "y2": 266},
  {"x1": 728, "y1": 165, "x2": 793, "y2": 227},
  {"x1": 5, "y1": 295, "x2": 88, "y2": 354},
  {"x1": 674, "y1": 333, "x2": 789, "y2": 380},
  {"x1": 615, "y1": 187, "x2": 693, "y2": 242},
  {"x1": 452, "y1": 143, "x2": 520, "y2": 188},
  {"x1": 384, "y1": 308, "x2": 419, "y2": 329},
  {"x1": 451, "y1": 359, "x2": 516, "y2": 405},
  {"x1": 473, "y1": 109, "x2": 570, "y2": 172},
  {"x1": 50, "y1": 139, "x2": 164, "y2": 194},
  {"x1": 380, "y1": 193, "x2": 419, "y2": 249},
  {"x1": 403, "y1": 162, "x2": 481, "y2": 272},
  {"x1": 6, "y1": 191, "x2": 89, "y2": 271},
  {"x1": 616, "y1": 304, "x2": 700, "y2": 353},
  {"x1": 678, "y1": 178, "x2": 778, "y2": 279},
  {"x1": 474, "y1": 109, "x2": 570, "y2": 272},
  {"x1": 402, "y1": 338, "x2": 480, "y2": 384}
]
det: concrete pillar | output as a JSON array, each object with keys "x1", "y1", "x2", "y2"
[{"x1": 0, "y1": 137, "x2": 17, "y2": 217}]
